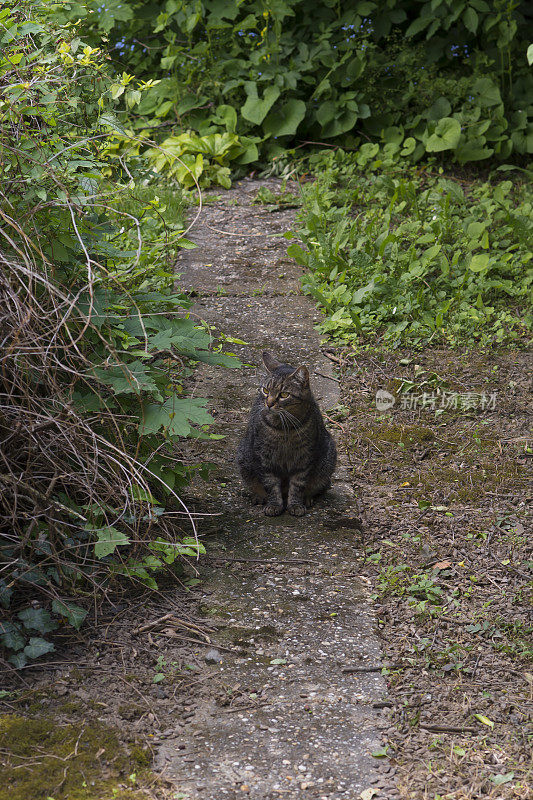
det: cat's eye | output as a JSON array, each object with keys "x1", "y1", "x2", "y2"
[
  {"x1": 280, "y1": 392, "x2": 290, "y2": 399},
  {"x1": 260, "y1": 387, "x2": 268, "y2": 395}
]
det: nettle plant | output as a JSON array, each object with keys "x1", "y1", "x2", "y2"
[
  {"x1": 288, "y1": 147, "x2": 532, "y2": 346},
  {"x1": 58, "y1": 0, "x2": 533, "y2": 164},
  {"x1": 0, "y1": 1, "x2": 238, "y2": 668}
]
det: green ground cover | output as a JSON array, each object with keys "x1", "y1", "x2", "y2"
[{"x1": 289, "y1": 148, "x2": 532, "y2": 347}]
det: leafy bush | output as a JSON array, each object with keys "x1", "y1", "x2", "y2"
[
  {"x1": 144, "y1": 130, "x2": 260, "y2": 188},
  {"x1": 60, "y1": 0, "x2": 533, "y2": 164},
  {"x1": 287, "y1": 147, "x2": 532, "y2": 346},
  {"x1": 0, "y1": 1, "x2": 238, "y2": 668}
]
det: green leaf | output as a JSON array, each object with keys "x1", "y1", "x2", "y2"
[
  {"x1": 17, "y1": 607, "x2": 58, "y2": 634},
  {"x1": 472, "y1": 77, "x2": 501, "y2": 108},
  {"x1": 241, "y1": 83, "x2": 280, "y2": 125},
  {"x1": 51, "y1": 599, "x2": 88, "y2": 631},
  {"x1": 98, "y1": 112, "x2": 128, "y2": 135},
  {"x1": 110, "y1": 83, "x2": 125, "y2": 99},
  {"x1": 287, "y1": 243, "x2": 308, "y2": 266},
  {"x1": 528, "y1": 44, "x2": 533, "y2": 66},
  {"x1": 406, "y1": 16, "x2": 433, "y2": 37},
  {"x1": 263, "y1": 99, "x2": 306, "y2": 137},
  {"x1": 24, "y1": 637, "x2": 55, "y2": 659},
  {"x1": 426, "y1": 97, "x2": 452, "y2": 121},
  {"x1": 401, "y1": 137, "x2": 416, "y2": 156},
  {"x1": 466, "y1": 221, "x2": 486, "y2": 240},
  {"x1": 92, "y1": 361, "x2": 160, "y2": 397},
  {"x1": 469, "y1": 253, "x2": 490, "y2": 272},
  {"x1": 0, "y1": 621, "x2": 25, "y2": 651},
  {"x1": 490, "y1": 773, "x2": 514, "y2": 786},
  {"x1": 8, "y1": 652, "x2": 27, "y2": 669},
  {"x1": 351, "y1": 280, "x2": 375, "y2": 304},
  {"x1": 130, "y1": 485, "x2": 158, "y2": 504},
  {"x1": 188, "y1": 351, "x2": 241, "y2": 367},
  {"x1": 463, "y1": 8, "x2": 478, "y2": 33},
  {"x1": 215, "y1": 103, "x2": 237, "y2": 132},
  {"x1": 141, "y1": 397, "x2": 214, "y2": 438},
  {"x1": 93, "y1": 527, "x2": 131, "y2": 558},
  {"x1": 455, "y1": 139, "x2": 494, "y2": 163},
  {"x1": 0, "y1": 579, "x2": 13, "y2": 609},
  {"x1": 474, "y1": 713, "x2": 494, "y2": 728},
  {"x1": 269, "y1": 658, "x2": 286, "y2": 665},
  {"x1": 425, "y1": 117, "x2": 461, "y2": 152}
]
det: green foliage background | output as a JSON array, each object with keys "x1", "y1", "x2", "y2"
[
  {"x1": 60, "y1": 0, "x2": 533, "y2": 163},
  {"x1": 288, "y1": 146, "x2": 532, "y2": 346},
  {"x1": 0, "y1": 0, "x2": 238, "y2": 667}
]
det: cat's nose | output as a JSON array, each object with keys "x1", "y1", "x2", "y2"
[{"x1": 266, "y1": 395, "x2": 277, "y2": 408}]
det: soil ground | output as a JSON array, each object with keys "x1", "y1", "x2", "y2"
[
  {"x1": 333, "y1": 346, "x2": 532, "y2": 799},
  {"x1": 1, "y1": 178, "x2": 531, "y2": 800}
]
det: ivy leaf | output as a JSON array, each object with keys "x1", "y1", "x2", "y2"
[
  {"x1": 23, "y1": 637, "x2": 55, "y2": 659},
  {"x1": 0, "y1": 621, "x2": 25, "y2": 651},
  {"x1": 8, "y1": 652, "x2": 27, "y2": 669},
  {"x1": 51, "y1": 599, "x2": 88, "y2": 631},
  {"x1": 528, "y1": 44, "x2": 533, "y2": 66},
  {"x1": 92, "y1": 526, "x2": 131, "y2": 558},
  {"x1": 426, "y1": 117, "x2": 461, "y2": 152},
  {"x1": 17, "y1": 607, "x2": 58, "y2": 634},
  {"x1": 263, "y1": 99, "x2": 306, "y2": 137},
  {"x1": 0, "y1": 579, "x2": 13, "y2": 609},
  {"x1": 241, "y1": 83, "x2": 280, "y2": 125}
]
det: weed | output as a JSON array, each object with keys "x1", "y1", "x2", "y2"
[{"x1": 289, "y1": 147, "x2": 532, "y2": 347}]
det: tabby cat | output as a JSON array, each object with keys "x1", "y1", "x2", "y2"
[{"x1": 237, "y1": 352, "x2": 337, "y2": 516}]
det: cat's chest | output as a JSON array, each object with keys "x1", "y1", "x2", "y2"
[{"x1": 259, "y1": 425, "x2": 310, "y2": 470}]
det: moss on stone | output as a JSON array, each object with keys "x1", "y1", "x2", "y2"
[
  {"x1": 359, "y1": 423, "x2": 435, "y2": 446},
  {"x1": 0, "y1": 714, "x2": 152, "y2": 800}
]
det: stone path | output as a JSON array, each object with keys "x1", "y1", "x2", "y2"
[{"x1": 156, "y1": 179, "x2": 395, "y2": 799}]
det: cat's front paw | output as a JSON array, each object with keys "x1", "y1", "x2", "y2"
[
  {"x1": 287, "y1": 503, "x2": 306, "y2": 517},
  {"x1": 264, "y1": 503, "x2": 284, "y2": 517}
]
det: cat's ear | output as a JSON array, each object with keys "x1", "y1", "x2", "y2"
[
  {"x1": 293, "y1": 366, "x2": 309, "y2": 385},
  {"x1": 262, "y1": 351, "x2": 280, "y2": 373}
]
